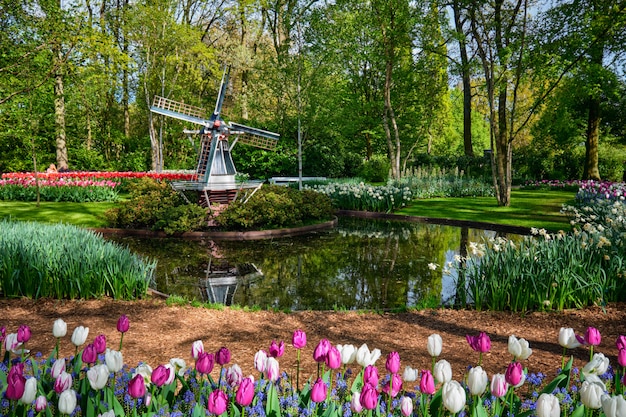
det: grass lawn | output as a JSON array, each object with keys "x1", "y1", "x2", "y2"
[
  {"x1": 0, "y1": 201, "x2": 116, "y2": 228},
  {"x1": 396, "y1": 189, "x2": 576, "y2": 231}
]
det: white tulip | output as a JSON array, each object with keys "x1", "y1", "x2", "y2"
[
  {"x1": 98, "y1": 411, "x2": 116, "y2": 417},
  {"x1": 535, "y1": 393, "x2": 560, "y2": 417},
  {"x1": 105, "y1": 349, "x2": 124, "y2": 373},
  {"x1": 402, "y1": 366, "x2": 419, "y2": 382},
  {"x1": 433, "y1": 359, "x2": 452, "y2": 384},
  {"x1": 337, "y1": 344, "x2": 357, "y2": 365},
  {"x1": 20, "y1": 377, "x2": 37, "y2": 405},
  {"x1": 71, "y1": 326, "x2": 89, "y2": 347},
  {"x1": 52, "y1": 319, "x2": 67, "y2": 338},
  {"x1": 467, "y1": 366, "x2": 488, "y2": 396},
  {"x1": 254, "y1": 350, "x2": 268, "y2": 373},
  {"x1": 191, "y1": 340, "x2": 204, "y2": 359},
  {"x1": 356, "y1": 344, "x2": 381, "y2": 367},
  {"x1": 58, "y1": 389, "x2": 77, "y2": 415},
  {"x1": 508, "y1": 335, "x2": 532, "y2": 360},
  {"x1": 163, "y1": 363, "x2": 176, "y2": 385},
  {"x1": 169, "y1": 357, "x2": 187, "y2": 377},
  {"x1": 442, "y1": 380, "x2": 466, "y2": 414},
  {"x1": 4, "y1": 333, "x2": 22, "y2": 353},
  {"x1": 134, "y1": 363, "x2": 153, "y2": 385},
  {"x1": 558, "y1": 327, "x2": 581, "y2": 349},
  {"x1": 427, "y1": 334, "x2": 443, "y2": 357},
  {"x1": 87, "y1": 364, "x2": 110, "y2": 390},
  {"x1": 580, "y1": 379, "x2": 605, "y2": 409},
  {"x1": 51, "y1": 358, "x2": 66, "y2": 379},
  {"x1": 583, "y1": 353, "x2": 610, "y2": 377},
  {"x1": 601, "y1": 394, "x2": 626, "y2": 417}
]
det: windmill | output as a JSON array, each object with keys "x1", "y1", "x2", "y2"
[{"x1": 150, "y1": 67, "x2": 280, "y2": 205}]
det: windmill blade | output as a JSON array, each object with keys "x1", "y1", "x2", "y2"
[
  {"x1": 212, "y1": 66, "x2": 230, "y2": 121},
  {"x1": 229, "y1": 122, "x2": 280, "y2": 151},
  {"x1": 151, "y1": 96, "x2": 207, "y2": 126}
]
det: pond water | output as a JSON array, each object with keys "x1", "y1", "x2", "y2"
[{"x1": 107, "y1": 217, "x2": 521, "y2": 311}]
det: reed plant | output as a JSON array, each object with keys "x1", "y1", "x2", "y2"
[{"x1": 0, "y1": 220, "x2": 155, "y2": 299}]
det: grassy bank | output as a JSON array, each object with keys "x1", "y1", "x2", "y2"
[{"x1": 0, "y1": 201, "x2": 115, "y2": 227}]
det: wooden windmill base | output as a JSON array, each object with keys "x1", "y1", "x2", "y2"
[
  {"x1": 171, "y1": 180, "x2": 264, "y2": 207},
  {"x1": 197, "y1": 189, "x2": 238, "y2": 206}
]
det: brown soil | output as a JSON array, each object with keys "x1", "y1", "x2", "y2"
[{"x1": 2, "y1": 298, "x2": 625, "y2": 382}]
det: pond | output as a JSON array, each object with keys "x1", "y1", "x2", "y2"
[{"x1": 107, "y1": 217, "x2": 522, "y2": 311}]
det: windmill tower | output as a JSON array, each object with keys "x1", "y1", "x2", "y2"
[{"x1": 150, "y1": 68, "x2": 280, "y2": 205}]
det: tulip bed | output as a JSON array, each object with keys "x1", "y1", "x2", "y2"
[{"x1": 2, "y1": 317, "x2": 626, "y2": 417}]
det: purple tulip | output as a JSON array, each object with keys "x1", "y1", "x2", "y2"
[
  {"x1": 618, "y1": 348, "x2": 626, "y2": 367},
  {"x1": 196, "y1": 352, "x2": 215, "y2": 375},
  {"x1": 82, "y1": 343, "x2": 97, "y2": 365},
  {"x1": 128, "y1": 374, "x2": 146, "y2": 399},
  {"x1": 585, "y1": 327, "x2": 601, "y2": 346},
  {"x1": 386, "y1": 351, "x2": 400, "y2": 374},
  {"x1": 5, "y1": 364, "x2": 26, "y2": 400},
  {"x1": 17, "y1": 325, "x2": 31, "y2": 343},
  {"x1": 292, "y1": 329, "x2": 307, "y2": 349},
  {"x1": 420, "y1": 370, "x2": 435, "y2": 395},
  {"x1": 269, "y1": 340, "x2": 285, "y2": 358},
  {"x1": 363, "y1": 365, "x2": 379, "y2": 386},
  {"x1": 313, "y1": 339, "x2": 331, "y2": 362},
  {"x1": 325, "y1": 345, "x2": 342, "y2": 370},
  {"x1": 208, "y1": 389, "x2": 229, "y2": 415},
  {"x1": 215, "y1": 347, "x2": 231, "y2": 366},
  {"x1": 382, "y1": 373, "x2": 402, "y2": 397},
  {"x1": 310, "y1": 378, "x2": 328, "y2": 403},
  {"x1": 236, "y1": 377, "x2": 255, "y2": 406},
  {"x1": 0, "y1": 326, "x2": 5, "y2": 342},
  {"x1": 151, "y1": 365, "x2": 171, "y2": 387},
  {"x1": 466, "y1": 332, "x2": 491, "y2": 353},
  {"x1": 93, "y1": 334, "x2": 107, "y2": 354},
  {"x1": 117, "y1": 315, "x2": 130, "y2": 333},
  {"x1": 505, "y1": 362, "x2": 523, "y2": 386},
  {"x1": 616, "y1": 335, "x2": 626, "y2": 351},
  {"x1": 360, "y1": 383, "x2": 379, "y2": 410}
]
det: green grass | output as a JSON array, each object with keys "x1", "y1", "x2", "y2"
[
  {"x1": 396, "y1": 189, "x2": 576, "y2": 231},
  {"x1": 0, "y1": 201, "x2": 116, "y2": 227}
]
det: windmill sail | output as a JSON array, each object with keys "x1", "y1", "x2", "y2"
[
  {"x1": 229, "y1": 122, "x2": 279, "y2": 151},
  {"x1": 151, "y1": 96, "x2": 207, "y2": 126}
]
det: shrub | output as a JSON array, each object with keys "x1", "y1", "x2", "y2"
[{"x1": 358, "y1": 154, "x2": 390, "y2": 183}]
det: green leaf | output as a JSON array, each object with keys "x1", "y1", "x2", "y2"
[
  {"x1": 266, "y1": 383, "x2": 282, "y2": 417},
  {"x1": 570, "y1": 404, "x2": 585, "y2": 417}
]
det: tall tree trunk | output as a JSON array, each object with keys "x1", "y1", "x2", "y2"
[
  {"x1": 53, "y1": 48, "x2": 68, "y2": 171},
  {"x1": 383, "y1": 56, "x2": 401, "y2": 179},
  {"x1": 453, "y1": 0, "x2": 473, "y2": 157},
  {"x1": 583, "y1": 39, "x2": 603, "y2": 180}
]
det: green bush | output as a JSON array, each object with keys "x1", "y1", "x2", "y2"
[
  {"x1": 216, "y1": 185, "x2": 334, "y2": 230},
  {"x1": 359, "y1": 154, "x2": 390, "y2": 183},
  {"x1": 104, "y1": 178, "x2": 208, "y2": 234}
]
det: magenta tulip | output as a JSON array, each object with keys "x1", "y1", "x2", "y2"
[
  {"x1": 466, "y1": 332, "x2": 491, "y2": 353},
  {"x1": 0, "y1": 326, "x2": 5, "y2": 342},
  {"x1": 618, "y1": 348, "x2": 626, "y2": 368},
  {"x1": 360, "y1": 383, "x2": 379, "y2": 410},
  {"x1": 616, "y1": 335, "x2": 626, "y2": 351},
  {"x1": 386, "y1": 351, "x2": 400, "y2": 374},
  {"x1": 196, "y1": 352, "x2": 215, "y2": 375},
  {"x1": 382, "y1": 373, "x2": 402, "y2": 397},
  {"x1": 269, "y1": 340, "x2": 285, "y2": 358},
  {"x1": 151, "y1": 365, "x2": 171, "y2": 387},
  {"x1": 216, "y1": 347, "x2": 231, "y2": 366},
  {"x1": 117, "y1": 315, "x2": 130, "y2": 333},
  {"x1": 585, "y1": 327, "x2": 602, "y2": 346},
  {"x1": 93, "y1": 334, "x2": 107, "y2": 354},
  {"x1": 505, "y1": 362, "x2": 523, "y2": 386},
  {"x1": 82, "y1": 343, "x2": 97, "y2": 365},
  {"x1": 208, "y1": 389, "x2": 229, "y2": 415},
  {"x1": 490, "y1": 373, "x2": 508, "y2": 398},
  {"x1": 363, "y1": 365, "x2": 379, "y2": 386},
  {"x1": 35, "y1": 395, "x2": 47, "y2": 412},
  {"x1": 420, "y1": 370, "x2": 435, "y2": 395},
  {"x1": 313, "y1": 339, "x2": 331, "y2": 362},
  {"x1": 54, "y1": 372, "x2": 73, "y2": 394},
  {"x1": 311, "y1": 378, "x2": 328, "y2": 402},
  {"x1": 292, "y1": 329, "x2": 307, "y2": 349},
  {"x1": 17, "y1": 325, "x2": 31, "y2": 343},
  {"x1": 128, "y1": 374, "x2": 146, "y2": 399},
  {"x1": 325, "y1": 346, "x2": 342, "y2": 370},
  {"x1": 5, "y1": 364, "x2": 26, "y2": 400},
  {"x1": 236, "y1": 377, "x2": 255, "y2": 406}
]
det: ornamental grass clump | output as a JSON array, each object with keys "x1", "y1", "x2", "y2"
[
  {"x1": 0, "y1": 220, "x2": 155, "y2": 299},
  {"x1": 1, "y1": 319, "x2": 625, "y2": 417}
]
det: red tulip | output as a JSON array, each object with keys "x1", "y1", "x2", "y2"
[
  {"x1": 310, "y1": 378, "x2": 328, "y2": 403},
  {"x1": 386, "y1": 351, "x2": 400, "y2": 374},
  {"x1": 128, "y1": 374, "x2": 146, "y2": 399},
  {"x1": 117, "y1": 315, "x2": 130, "y2": 333},
  {"x1": 207, "y1": 389, "x2": 229, "y2": 415},
  {"x1": 196, "y1": 352, "x2": 215, "y2": 375},
  {"x1": 151, "y1": 365, "x2": 171, "y2": 388},
  {"x1": 292, "y1": 330, "x2": 307, "y2": 349},
  {"x1": 236, "y1": 377, "x2": 255, "y2": 406},
  {"x1": 420, "y1": 370, "x2": 435, "y2": 395},
  {"x1": 5, "y1": 364, "x2": 26, "y2": 400},
  {"x1": 216, "y1": 347, "x2": 231, "y2": 366},
  {"x1": 360, "y1": 383, "x2": 379, "y2": 410}
]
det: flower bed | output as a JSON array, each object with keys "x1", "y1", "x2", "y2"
[{"x1": 1, "y1": 318, "x2": 625, "y2": 417}]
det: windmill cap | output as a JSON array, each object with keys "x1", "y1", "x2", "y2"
[{"x1": 213, "y1": 120, "x2": 221, "y2": 128}]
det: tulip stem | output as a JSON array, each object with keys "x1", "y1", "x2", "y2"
[
  {"x1": 119, "y1": 333, "x2": 124, "y2": 352},
  {"x1": 296, "y1": 349, "x2": 301, "y2": 393}
]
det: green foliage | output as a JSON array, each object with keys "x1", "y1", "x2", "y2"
[
  {"x1": 358, "y1": 154, "x2": 390, "y2": 183},
  {"x1": 104, "y1": 178, "x2": 208, "y2": 234},
  {"x1": 0, "y1": 220, "x2": 155, "y2": 299},
  {"x1": 0, "y1": 181, "x2": 119, "y2": 202},
  {"x1": 216, "y1": 185, "x2": 334, "y2": 230}
]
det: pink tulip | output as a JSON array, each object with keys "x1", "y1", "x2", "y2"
[
  {"x1": 191, "y1": 340, "x2": 205, "y2": 359},
  {"x1": 420, "y1": 370, "x2": 435, "y2": 395},
  {"x1": 400, "y1": 396, "x2": 413, "y2": 417},
  {"x1": 151, "y1": 365, "x2": 171, "y2": 387},
  {"x1": 17, "y1": 325, "x2": 31, "y2": 343},
  {"x1": 215, "y1": 347, "x2": 231, "y2": 366},
  {"x1": 386, "y1": 351, "x2": 400, "y2": 374},
  {"x1": 207, "y1": 389, "x2": 228, "y2": 415},
  {"x1": 269, "y1": 340, "x2": 285, "y2": 358},
  {"x1": 128, "y1": 374, "x2": 146, "y2": 399},
  {"x1": 292, "y1": 330, "x2": 307, "y2": 349},
  {"x1": 54, "y1": 372, "x2": 73, "y2": 394},
  {"x1": 266, "y1": 357, "x2": 280, "y2": 382},
  {"x1": 35, "y1": 395, "x2": 47, "y2": 412},
  {"x1": 505, "y1": 362, "x2": 523, "y2": 386},
  {"x1": 226, "y1": 364, "x2": 243, "y2": 387},
  {"x1": 382, "y1": 373, "x2": 402, "y2": 397},
  {"x1": 254, "y1": 350, "x2": 268, "y2": 373},
  {"x1": 616, "y1": 335, "x2": 626, "y2": 351},
  {"x1": 82, "y1": 343, "x2": 97, "y2": 365},
  {"x1": 360, "y1": 383, "x2": 379, "y2": 410},
  {"x1": 0, "y1": 326, "x2": 5, "y2": 342},
  {"x1": 466, "y1": 332, "x2": 491, "y2": 353},
  {"x1": 351, "y1": 391, "x2": 363, "y2": 413},
  {"x1": 325, "y1": 346, "x2": 342, "y2": 370},
  {"x1": 93, "y1": 334, "x2": 107, "y2": 354},
  {"x1": 313, "y1": 339, "x2": 331, "y2": 362},
  {"x1": 311, "y1": 378, "x2": 328, "y2": 402},
  {"x1": 5, "y1": 364, "x2": 26, "y2": 400},
  {"x1": 50, "y1": 358, "x2": 66, "y2": 379},
  {"x1": 585, "y1": 327, "x2": 601, "y2": 346},
  {"x1": 117, "y1": 315, "x2": 130, "y2": 333},
  {"x1": 196, "y1": 352, "x2": 215, "y2": 375},
  {"x1": 618, "y1": 348, "x2": 626, "y2": 368},
  {"x1": 490, "y1": 373, "x2": 508, "y2": 398},
  {"x1": 363, "y1": 365, "x2": 379, "y2": 386},
  {"x1": 236, "y1": 377, "x2": 255, "y2": 406}
]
